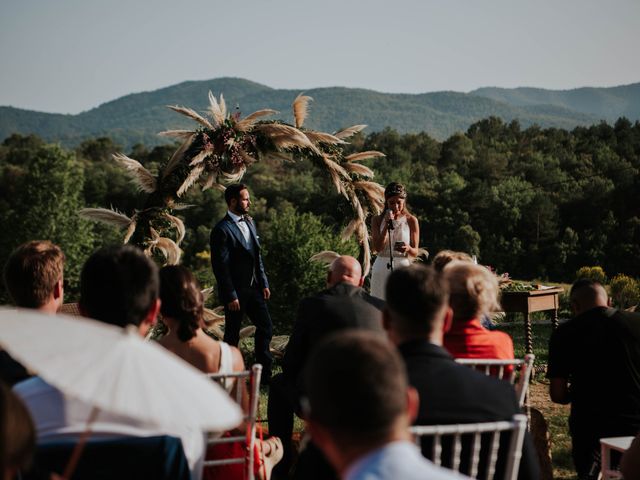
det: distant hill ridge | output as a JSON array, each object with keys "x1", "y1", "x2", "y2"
[{"x1": 1, "y1": 77, "x2": 638, "y2": 148}]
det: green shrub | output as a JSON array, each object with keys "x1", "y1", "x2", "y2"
[
  {"x1": 575, "y1": 266, "x2": 607, "y2": 284},
  {"x1": 609, "y1": 274, "x2": 640, "y2": 309},
  {"x1": 261, "y1": 204, "x2": 358, "y2": 334}
]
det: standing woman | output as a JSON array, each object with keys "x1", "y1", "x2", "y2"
[{"x1": 370, "y1": 182, "x2": 420, "y2": 299}]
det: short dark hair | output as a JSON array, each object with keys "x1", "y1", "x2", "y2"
[
  {"x1": 79, "y1": 245, "x2": 159, "y2": 328},
  {"x1": 304, "y1": 330, "x2": 406, "y2": 447},
  {"x1": 386, "y1": 264, "x2": 448, "y2": 336},
  {"x1": 159, "y1": 265, "x2": 204, "y2": 342},
  {"x1": 3, "y1": 241, "x2": 65, "y2": 308},
  {"x1": 224, "y1": 183, "x2": 248, "y2": 206}
]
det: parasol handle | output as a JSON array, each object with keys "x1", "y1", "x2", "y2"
[{"x1": 62, "y1": 406, "x2": 100, "y2": 480}]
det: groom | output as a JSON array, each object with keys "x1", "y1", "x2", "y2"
[{"x1": 210, "y1": 183, "x2": 273, "y2": 383}]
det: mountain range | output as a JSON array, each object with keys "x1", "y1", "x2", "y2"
[{"x1": 1, "y1": 77, "x2": 639, "y2": 148}]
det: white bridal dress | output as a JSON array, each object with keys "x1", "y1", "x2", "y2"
[{"x1": 370, "y1": 215, "x2": 412, "y2": 300}]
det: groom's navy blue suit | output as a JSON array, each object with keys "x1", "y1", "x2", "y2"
[{"x1": 210, "y1": 213, "x2": 273, "y2": 378}]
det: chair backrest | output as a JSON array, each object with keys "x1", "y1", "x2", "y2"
[
  {"x1": 410, "y1": 414, "x2": 528, "y2": 480},
  {"x1": 455, "y1": 354, "x2": 535, "y2": 407},
  {"x1": 203, "y1": 364, "x2": 262, "y2": 480}
]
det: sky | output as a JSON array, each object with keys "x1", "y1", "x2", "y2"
[{"x1": 1, "y1": 0, "x2": 639, "y2": 114}]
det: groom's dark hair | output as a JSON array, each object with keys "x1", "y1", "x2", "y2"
[{"x1": 224, "y1": 183, "x2": 248, "y2": 206}]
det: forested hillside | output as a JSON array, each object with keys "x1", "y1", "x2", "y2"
[
  {"x1": 0, "y1": 77, "x2": 614, "y2": 148},
  {"x1": 1, "y1": 117, "x2": 639, "y2": 328}
]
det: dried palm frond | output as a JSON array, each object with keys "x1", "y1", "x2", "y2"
[
  {"x1": 304, "y1": 131, "x2": 346, "y2": 146},
  {"x1": 219, "y1": 94, "x2": 227, "y2": 118},
  {"x1": 345, "y1": 151, "x2": 386, "y2": 163},
  {"x1": 163, "y1": 213, "x2": 185, "y2": 245},
  {"x1": 177, "y1": 164, "x2": 205, "y2": 197},
  {"x1": 167, "y1": 202, "x2": 195, "y2": 211},
  {"x1": 240, "y1": 326, "x2": 256, "y2": 339},
  {"x1": 162, "y1": 135, "x2": 195, "y2": 179},
  {"x1": 113, "y1": 153, "x2": 157, "y2": 193},
  {"x1": 204, "y1": 325, "x2": 224, "y2": 340},
  {"x1": 238, "y1": 148, "x2": 258, "y2": 166},
  {"x1": 207, "y1": 91, "x2": 226, "y2": 126},
  {"x1": 221, "y1": 165, "x2": 247, "y2": 183},
  {"x1": 256, "y1": 123, "x2": 320, "y2": 154},
  {"x1": 154, "y1": 236, "x2": 182, "y2": 265},
  {"x1": 201, "y1": 287, "x2": 215, "y2": 302},
  {"x1": 235, "y1": 109, "x2": 278, "y2": 132},
  {"x1": 270, "y1": 335, "x2": 290, "y2": 359},
  {"x1": 293, "y1": 94, "x2": 313, "y2": 128},
  {"x1": 341, "y1": 218, "x2": 365, "y2": 242},
  {"x1": 334, "y1": 125, "x2": 367, "y2": 140},
  {"x1": 78, "y1": 208, "x2": 133, "y2": 228},
  {"x1": 157, "y1": 129, "x2": 196, "y2": 140},
  {"x1": 361, "y1": 240, "x2": 372, "y2": 277},
  {"x1": 123, "y1": 221, "x2": 137, "y2": 244},
  {"x1": 189, "y1": 149, "x2": 210, "y2": 167},
  {"x1": 343, "y1": 162, "x2": 375, "y2": 178},
  {"x1": 168, "y1": 105, "x2": 213, "y2": 129},
  {"x1": 322, "y1": 155, "x2": 350, "y2": 197},
  {"x1": 203, "y1": 307, "x2": 224, "y2": 326},
  {"x1": 354, "y1": 180, "x2": 385, "y2": 204},
  {"x1": 309, "y1": 250, "x2": 340, "y2": 267},
  {"x1": 201, "y1": 172, "x2": 226, "y2": 192}
]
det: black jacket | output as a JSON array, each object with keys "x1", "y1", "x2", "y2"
[{"x1": 399, "y1": 339, "x2": 540, "y2": 480}]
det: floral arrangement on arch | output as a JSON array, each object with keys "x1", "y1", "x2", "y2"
[{"x1": 80, "y1": 92, "x2": 386, "y2": 275}]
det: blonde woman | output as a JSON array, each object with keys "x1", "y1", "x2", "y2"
[
  {"x1": 370, "y1": 182, "x2": 420, "y2": 299},
  {"x1": 443, "y1": 261, "x2": 515, "y2": 368}
]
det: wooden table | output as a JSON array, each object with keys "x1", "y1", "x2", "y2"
[
  {"x1": 500, "y1": 287, "x2": 564, "y2": 354},
  {"x1": 600, "y1": 436, "x2": 633, "y2": 479}
]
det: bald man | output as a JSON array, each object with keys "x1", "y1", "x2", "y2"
[
  {"x1": 268, "y1": 256, "x2": 385, "y2": 478},
  {"x1": 547, "y1": 279, "x2": 640, "y2": 479}
]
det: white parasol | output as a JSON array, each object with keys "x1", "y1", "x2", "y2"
[{"x1": 0, "y1": 308, "x2": 243, "y2": 432}]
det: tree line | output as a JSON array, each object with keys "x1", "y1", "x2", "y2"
[{"x1": 1, "y1": 116, "x2": 638, "y2": 329}]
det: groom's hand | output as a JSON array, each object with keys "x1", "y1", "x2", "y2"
[
  {"x1": 227, "y1": 299, "x2": 240, "y2": 311},
  {"x1": 263, "y1": 288, "x2": 271, "y2": 300}
]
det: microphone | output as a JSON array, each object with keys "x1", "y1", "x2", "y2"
[{"x1": 386, "y1": 208, "x2": 395, "y2": 230}]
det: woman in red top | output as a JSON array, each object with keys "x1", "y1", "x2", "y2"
[{"x1": 443, "y1": 261, "x2": 514, "y2": 367}]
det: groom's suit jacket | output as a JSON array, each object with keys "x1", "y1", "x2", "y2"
[{"x1": 210, "y1": 214, "x2": 269, "y2": 304}]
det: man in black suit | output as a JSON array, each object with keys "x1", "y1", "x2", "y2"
[
  {"x1": 268, "y1": 255, "x2": 384, "y2": 477},
  {"x1": 384, "y1": 264, "x2": 539, "y2": 480},
  {"x1": 548, "y1": 279, "x2": 640, "y2": 479},
  {"x1": 210, "y1": 183, "x2": 273, "y2": 382}
]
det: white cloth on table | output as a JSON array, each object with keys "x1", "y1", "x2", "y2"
[
  {"x1": 370, "y1": 216, "x2": 412, "y2": 300},
  {"x1": 345, "y1": 440, "x2": 466, "y2": 480},
  {"x1": 14, "y1": 376, "x2": 206, "y2": 480}
]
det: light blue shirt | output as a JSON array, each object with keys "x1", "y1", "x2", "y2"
[
  {"x1": 345, "y1": 440, "x2": 467, "y2": 480},
  {"x1": 227, "y1": 210, "x2": 250, "y2": 243}
]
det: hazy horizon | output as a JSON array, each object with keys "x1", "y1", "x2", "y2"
[{"x1": 2, "y1": 0, "x2": 638, "y2": 114}]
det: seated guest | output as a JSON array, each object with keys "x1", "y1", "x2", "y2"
[
  {"x1": 443, "y1": 261, "x2": 514, "y2": 366},
  {"x1": 157, "y1": 265, "x2": 282, "y2": 480},
  {"x1": 2, "y1": 240, "x2": 65, "y2": 386},
  {"x1": 383, "y1": 264, "x2": 539, "y2": 480},
  {"x1": 432, "y1": 250, "x2": 472, "y2": 272},
  {"x1": 1, "y1": 381, "x2": 36, "y2": 480},
  {"x1": 14, "y1": 246, "x2": 206, "y2": 480},
  {"x1": 268, "y1": 256, "x2": 384, "y2": 477},
  {"x1": 304, "y1": 330, "x2": 460, "y2": 480},
  {"x1": 548, "y1": 279, "x2": 640, "y2": 479}
]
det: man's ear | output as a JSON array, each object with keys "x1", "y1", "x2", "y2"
[
  {"x1": 406, "y1": 386, "x2": 420, "y2": 424},
  {"x1": 442, "y1": 306, "x2": 454, "y2": 334},
  {"x1": 53, "y1": 278, "x2": 64, "y2": 300}
]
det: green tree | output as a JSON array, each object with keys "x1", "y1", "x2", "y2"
[{"x1": 3, "y1": 144, "x2": 94, "y2": 300}]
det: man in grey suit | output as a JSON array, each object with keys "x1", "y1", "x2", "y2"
[
  {"x1": 268, "y1": 255, "x2": 384, "y2": 477},
  {"x1": 210, "y1": 183, "x2": 273, "y2": 383}
]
